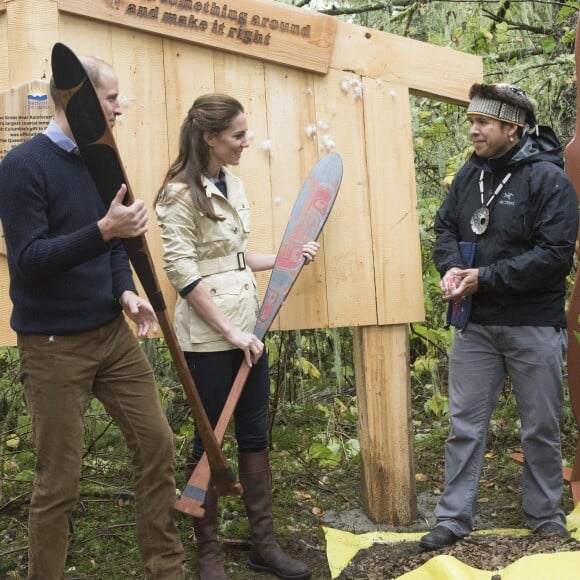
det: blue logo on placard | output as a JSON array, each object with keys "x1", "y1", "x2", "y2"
[{"x1": 26, "y1": 91, "x2": 49, "y2": 110}]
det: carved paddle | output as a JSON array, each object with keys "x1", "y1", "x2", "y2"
[
  {"x1": 50, "y1": 42, "x2": 240, "y2": 495},
  {"x1": 175, "y1": 152, "x2": 343, "y2": 517}
]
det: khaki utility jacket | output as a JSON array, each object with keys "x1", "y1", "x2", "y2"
[{"x1": 156, "y1": 168, "x2": 259, "y2": 352}]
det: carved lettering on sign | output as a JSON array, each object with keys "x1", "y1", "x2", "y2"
[
  {"x1": 126, "y1": 2, "x2": 310, "y2": 48},
  {"x1": 58, "y1": 0, "x2": 336, "y2": 73}
]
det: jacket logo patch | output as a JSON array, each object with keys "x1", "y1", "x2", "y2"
[{"x1": 498, "y1": 191, "x2": 515, "y2": 206}]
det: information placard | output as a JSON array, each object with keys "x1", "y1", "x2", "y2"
[{"x1": 0, "y1": 81, "x2": 53, "y2": 256}]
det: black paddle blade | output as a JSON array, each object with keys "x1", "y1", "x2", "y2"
[
  {"x1": 51, "y1": 42, "x2": 85, "y2": 90},
  {"x1": 51, "y1": 43, "x2": 107, "y2": 145},
  {"x1": 81, "y1": 143, "x2": 125, "y2": 207}
]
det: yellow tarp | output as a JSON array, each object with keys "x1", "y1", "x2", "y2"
[{"x1": 324, "y1": 503, "x2": 580, "y2": 579}]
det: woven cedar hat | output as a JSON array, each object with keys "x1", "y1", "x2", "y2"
[{"x1": 467, "y1": 83, "x2": 537, "y2": 129}]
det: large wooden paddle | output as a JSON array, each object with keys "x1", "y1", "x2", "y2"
[
  {"x1": 50, "y1": 42, "x2": 240, "y2": 495},
  {"x1": 562, "y1": 17, "x2": 580, "y2": 506},
  {"x1": 175, "y1": 152, "x2": 343, "y2": 517}
]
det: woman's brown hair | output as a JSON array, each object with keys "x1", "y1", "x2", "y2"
[{"x1": 155, "y1": 93, "x2": 244, "y2": 221}]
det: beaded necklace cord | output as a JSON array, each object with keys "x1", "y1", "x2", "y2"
[
  {"x1": 478, "y1": 169, "x2": 512, "y2": 209},
  {"x1": 470, "y1": 169, "x2": 512, "y2": 235}
]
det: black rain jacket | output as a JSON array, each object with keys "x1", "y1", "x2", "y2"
[{"x1": 433, "y1": 126, "x2": 579, "y2": 327}]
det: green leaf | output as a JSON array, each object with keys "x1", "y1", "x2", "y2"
[
  {"x1": 541, "y1": 37, "x2": 557, "y2": 53},
  {"x1": 307, "y1": 441, "x2": 341, "y2": 467},
  {"x1": 556, "y1": 1, "x2": 580, "y2": 25},
  {"x1": 299, "y1": 357, "x2": 321, "y2": 379},
  {"x1": 345, "y1": 438, "x2": 360, "y2": 458}
]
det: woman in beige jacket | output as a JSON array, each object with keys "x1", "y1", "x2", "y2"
[{"x1": 155, "y1": 93, "x2": 317, "y2": 580}]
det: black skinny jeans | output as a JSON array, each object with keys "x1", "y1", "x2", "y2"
[{"x1": 184, "y1": 348, "x2": 270, "y2": 461}]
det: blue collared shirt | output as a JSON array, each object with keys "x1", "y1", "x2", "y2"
[{"x1": 44, "y1": 119, "x2": 78, "y2": 154}]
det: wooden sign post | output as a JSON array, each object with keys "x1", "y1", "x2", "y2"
[{"x1": 562, "y1": 14, "x2": 580, "y2": 506}]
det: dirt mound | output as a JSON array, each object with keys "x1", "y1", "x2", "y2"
[{"x1": 336, "y1": 532, "x2": 580, "y2": 579}]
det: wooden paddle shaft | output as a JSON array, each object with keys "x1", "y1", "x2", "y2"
[{"x1": 174, "y1": 361, "x2": 251, "y2": 515}]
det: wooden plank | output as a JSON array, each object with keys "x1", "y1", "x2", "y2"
[
  {"x1": 57, "y1": 0, "x2": 337, "y2": 74},
  {"x1": 155, "y1": 39, "x2": 217, "y2": 318},
  {"x1": 0, "y1": 80, "x2": 52, "y2": 347},
  {"x1": 0, "y1": 8, "x2": 7, "y2": 89},
  {"x1": 312, "y1": 68, "x2": 377, "y2": 328},
  {"x1": 211, "y1": 51, "x2": 276, "y2": 315},
  {"x1": 1, "y1": 0, "x2": 59, "y2": 349},
  {"x1": 354, "y1": 325, "x2": 417, "y2": 524},
  {"x1": 262, "y1": 64, "x2": 328, "y2": 330},
  {"x1": 59, "y1": 12, "x2": 114, "y2": 62},
  {"x1": 110, "y1": 27, "x2": 170, "y2": 338},
  {"x1": 0, "y1": 261, "x2": 14, "y2": 347},
  {"x1": 6, "y1": 0, "x2": 59, "y2": 86},
  {"x1": 0, "y1": 2, "x2": 7, "y2": 364},
  {"x1": 162, "y1": 39, "x2": 216, "y2": 128},
  {"x1": 363, "y1": 79, "x2": 425, "y2": 325},
  {"x1": 330, "y1": 20, "x2": 483, "y2": 106},
  {"x1": 213, "y1": 50, "x2": 271, "y2": 232}
]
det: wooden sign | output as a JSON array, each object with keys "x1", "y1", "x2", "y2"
[
  {"x1": 58, "y1": 0, "x2": 337, "y2": 74},
  {"x1": 0, "y1": 0, "x2": 484, "y2": 525},
  {"x1": 0, "y1": 80, "x2": 53, "y2": 257}
]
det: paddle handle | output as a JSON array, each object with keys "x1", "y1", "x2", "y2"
[{"x1": 175, "y1": 361, "x2": 251, "y2": 515}]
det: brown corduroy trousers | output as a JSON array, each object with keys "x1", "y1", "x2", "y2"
[{"x1": 18, "y1": 316, "x2": 185, "y2": 579}]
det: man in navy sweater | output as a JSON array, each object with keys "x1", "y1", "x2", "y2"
[{"x1": 0, "y1": 56, "x2": 186, "y2": 579}]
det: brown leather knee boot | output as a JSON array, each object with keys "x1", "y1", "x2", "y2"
[
  {"x1": 186, "y1": 459, "x2": 228, "y2": 580},
  {"x1": 238, "y1": 450, "x2": 310, "y2": 580}
]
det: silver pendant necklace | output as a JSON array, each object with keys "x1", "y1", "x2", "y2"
[{"x1": 470, "y1": 169, "x2": 512, "y2": 235}]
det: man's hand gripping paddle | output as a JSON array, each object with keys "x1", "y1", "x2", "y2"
[
  {"x1": 175, "y1": 152, "x2": 343, "y2": 517},
  {"x1": 50, "y1": 42, "x2": 240, "y2": 496}
]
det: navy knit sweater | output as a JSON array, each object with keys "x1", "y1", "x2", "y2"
[{"x1": 0, "y1": 134, "x2": 136, "y2": 334}]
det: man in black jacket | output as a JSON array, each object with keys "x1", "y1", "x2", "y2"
[{"x1": 419, "y1": 83, "x2": 579, "y2": 550}]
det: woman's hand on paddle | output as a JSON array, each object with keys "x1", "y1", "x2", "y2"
[
  {"x1": 302, "y1": 241, "x2": 320, "y2": 264},
  {"x1": 225, "y1": 328, "x2": 264, "y2": 367}
]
